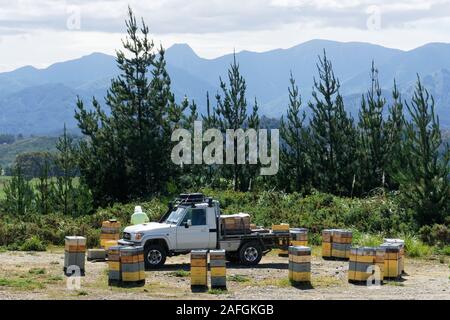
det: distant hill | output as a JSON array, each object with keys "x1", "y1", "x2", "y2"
[
  {"x1": 0, "y1": 137, "x2": 58, "y2": 169},
  {"x1": 0, "y1": 39, "x2": 449, "y2": 135}
]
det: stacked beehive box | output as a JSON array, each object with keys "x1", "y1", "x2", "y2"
[
  {"x1": 64, "y1": 236, "x2": 86, "y2": 275},
  {"x1": 100, "y1": 219, "x2": 121, "y2": 248},
  {"x1": 379, "y1": 243, "x2": 402, "y2": 279},
  {"x1": 383, "y1": 238, "x2": 405, "y2": 273},
  {"x1": 288, "y1": 246, "x2": 311, "y2": 283},
  {"x1": 191, "y1": 250, "x2": 208, "y2": 289},
  {"x1": 120, "y1": 246, "x2": 146, "y2": 285},
  {"x1": 290, "y1": 228, "x2": 308, "y2": 246},
  {"x1": 273, "y1": 223, "x2": 290, "y2": 256},
  {"x1": 348, "y1": 247, "x2": 385, "y2": 283},
  {"x1": 210, "y1": 250, "x2": 226, "y2": 289},
  {"x1": 107, "y1": 245, "x2": 122, "y2": 284},
  {"x1": 322, "y1": 229, "x2": 333, "y2": 257},
  {"x1": 332, "y1": 230, "x2": 352, "y2": 259},
  {"x1": 322, "y1": 229, "x2": 352, "y2": 259},
  {"x1": 220, "y1": 213, "x2": 251, "y2": 235}
]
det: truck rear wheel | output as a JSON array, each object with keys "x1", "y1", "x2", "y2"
[
  {"x1": 144, "y1": 244, "x2": 167, "y2": 269},
  {"x1": 238, "y1": 241, "x2": 262, "y2": 266}
]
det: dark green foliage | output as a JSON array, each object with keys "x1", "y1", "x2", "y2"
[
  {"x1": 395, "y1": 77, "x2": 450, "y2": 225},
  {"x1": 357, "y1": 63, "x2": 390, "y2": 194},
  {"x1": 214, "y1": 54, "x2": 249, "y2": 191},
  {"x1": 279, "y1": 73, "x2": 310, "y2": 193},
  {"x1": 3, "y1": 165, "x2": 34, "y2": 215},
  {"x1": 308, "y1": 51, "x2": 358, "y2": 196},
  {"x1": 75, "y1": 8, "x2": 184, "y2": 205},
  {"x1": 35, "y1": 155, "x2": 53, "y2": 215}
]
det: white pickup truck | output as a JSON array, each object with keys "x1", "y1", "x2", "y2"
[{"x1": 118, "y1": 193, "x2": 289, "y2": 269}]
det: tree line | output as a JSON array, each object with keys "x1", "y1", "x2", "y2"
[{"x1": 2, "y1": 8, "x2": 449, "y2": 228}]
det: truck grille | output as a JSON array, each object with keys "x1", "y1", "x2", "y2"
[{"x1": 123, "y1": 232, "x2": 131, "y2": 240}]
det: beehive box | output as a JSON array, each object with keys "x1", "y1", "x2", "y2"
[
  {"x1": 348, "y1": 247, "x2": 384, "y2": 283},
  {"x1": 322, "y1": 229, "x2": 333, "y2": 257},
  {"x1": 332, "y1": 230, "x2": 352, "y2": 259},
  {"x1": 120, "y1": 246, "x2": 145, "y2": 285},
  {"x1": 290, "y1": 228, "x2": 308, "y2": 247},
  {"x1": 87, "y1": 249, "x2": 106, "y2": 261},
  {"x1": 322, "y1": 229, "x2": 352, "y2": 259},
  {"x1": 220, "y1": 213, "x2": 251, "y2": 235},
  {"x1": 100, "y1": 219, "x2": 121, "y2": 248},
  {"x1": 380, "y1": 243, "x2": 402, "y2": 279},
  {"x1": 191, "y1": 250, "x2": 208, "y2": 289},
  {"x1": 64, "y1": 236, "x2": 86, "y2": 275},
  {"x1": 272, "y1": 223, "x2": 290, "y2": 233},
  {"x1": 288, "y1": 246, "x2": 311, "y2": 283},
  {"x1": 383, "y1": 239, "x2": 405, "y2": 273},
  {"x1": 210, "y1": 250, "x2": 226, "y2": 289},
  {"x1": 107, "y1": 246, "x2": 122, "y2": 284}
]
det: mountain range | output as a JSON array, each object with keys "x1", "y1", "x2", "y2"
[{"x1": 0, "y1": 39, "x2": 449, "y2": 135}]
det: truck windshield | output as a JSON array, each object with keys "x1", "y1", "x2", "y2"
[{"x1": 165, "y1": 207, "x2": 186, "y2": 225}]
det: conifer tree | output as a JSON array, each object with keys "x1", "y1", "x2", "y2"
[
  {"x1": 53, "y1": 125, "x2": 77, "y2": 216},
  {"x1": 395, "y1": 77, "x2": 450, "y2": 225},
  {"x1": 357, "y1": 62, "x2": 389, "y2": 194},
  {"x1": 75, "y1": 8, "x2": 183, "y2": 204},
  {"x1": 308, "y1": 51, "x2": 358, "y2": 195},
  {"x1": 35, "y1": 153, "x2": 53, "y2": 215},
  {"x1": 4, "y1": 164, "x2": 34, "y2": 216},
  {"x1": 384, "y1": 80, "x2": 405, "y2": 190},
  {"x1": 215, "y1": 54, "x2": 248, "y2": 191},
  {"x1": 279, "y1": 74, "x2": 310, "y2": 193}
]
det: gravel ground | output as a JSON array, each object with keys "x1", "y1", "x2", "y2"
[{"x1": 0, "y1": 247, "x2": 448, "y2": 300}]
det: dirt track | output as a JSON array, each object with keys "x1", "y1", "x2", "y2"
[{"x1": 0, "y1": 247, "x2": 448, "y2": 300}]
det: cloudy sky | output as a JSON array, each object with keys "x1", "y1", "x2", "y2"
[{"x1": 0, "y1": 0, "x2": 450, "y2": 72}]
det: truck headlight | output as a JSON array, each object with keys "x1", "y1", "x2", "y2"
[{"x1": 135, "y1": 233, "x2": 144, "y2": 241}]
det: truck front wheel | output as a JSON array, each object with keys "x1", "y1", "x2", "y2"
[
  {"x1": 144, "y1": 244, "x2": 167, "y2": 269},
  {"x1": 238, "y1": 241, "x2": 263, "y2": 266}
]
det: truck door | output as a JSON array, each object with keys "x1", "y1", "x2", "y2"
[{"x1": 176, "y1": 207, "x2": 210, "y2": 250}]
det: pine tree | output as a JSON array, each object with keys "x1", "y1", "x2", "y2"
[
  {"x1": 75, "y1": 8, "x2": 184, "y2": 204},
  {"x1": 279, "y1": 73, "x2": 310, "y2": 193},
  {"x1": 215, "y1": 54, "x2": 248, "y2": 191},
  {"x1": 385, "y1": 80, "x2": 405, "y2": 190},
  {"x1": 4, "y1": 164, "x2": 34, "y2": 216},
  {"x1": 357, "y1": 62, "x2": 389, "y2": 194},
  {"x1": 53, "y1": 125, "x2": 78, "y2": 216},
  {"x1": 308, "y1": 51, "x2": 358, "y2": 195},
  {"x1": 395, "y1": 77, "x2": 450, "y2": 225},
  {"x1": 35, "y1": 154, "x2": 53, "y2": 215},
  {"x1": 245, "y1": 98, "x2": 260, "y2": 191}
]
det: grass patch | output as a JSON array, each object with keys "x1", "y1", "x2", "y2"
[
  {"x1": 254, "y1": 277, "x2": 291, "y2": 288},
  {"x1": 403, "y1": 234, "x2": 432, "y2": 258},
  {"x1": 228, "y1": 274, "x2": 250, "y2": 283},
  {"x1": 28, "y1": 268, "x2": 46, "y2": 275},
  {"x1": 76, "y1": 290, "x2": 89, "y2": 296},
  {"x1": 208, "y1": 288, "x2": 228, "y2": 295},
  {"x1": 46, "y1": 275, "x2": 63, "y2": 283},
  {"x1": 168, "y1": 270, "x2": 190, "y2": 277},
  {"x1": 0, "y1": 277, "x2": 45, "y2": 290},
  {"x1": 311, "y1": 276, "x2": 343, "y2": 288}
]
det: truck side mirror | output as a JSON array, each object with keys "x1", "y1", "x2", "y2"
[{"x1": 185, "y1": 219, "x2": 192, "y2": 228}]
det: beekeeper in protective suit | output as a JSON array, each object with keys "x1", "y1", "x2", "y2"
[{"x1": 131, "y1": 206, "x2": 149, "y2": 225}]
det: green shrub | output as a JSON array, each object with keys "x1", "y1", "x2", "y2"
[
  {"x1": 20, "y1": 236, "x2": 46, "y2": 251},
  {"x1": 402, "y1": 234, "x2": 432, "y2": 258},
  {"x1": 419, "y1": 224, "x2": 449, "y2": 246}
]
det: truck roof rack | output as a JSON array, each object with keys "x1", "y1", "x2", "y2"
[{"x1": 174, "y1": 193, "x2": 206, "y2": 206}]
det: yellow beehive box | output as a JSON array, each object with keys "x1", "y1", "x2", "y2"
[{"x1": 191, "y1": 250, "x2": 208, "y2": 289}]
